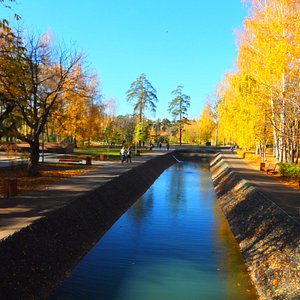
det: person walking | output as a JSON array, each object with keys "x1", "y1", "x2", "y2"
[
  {"x1": 120, "y1": 146, "x2": 127, "y2": 163},
  {"x1": 126, "y1": 146, "x2": 132, "y2": 163}
]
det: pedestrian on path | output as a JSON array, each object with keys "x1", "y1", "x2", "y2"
[
  {"x1": 126, "y1": 146, "x2": 132, "y2": 163},
  {"x1": 120, "y1": 146, "x2": 127, "y2": 163}
]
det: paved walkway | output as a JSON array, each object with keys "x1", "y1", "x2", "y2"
[
  {"x1": 0, "y1": 150, "x2": 169, "y2": 240},
  {"x1": 0, "y1": 152, "x2": 115, "y2": 167},
  {"x1": 0, "y1": 150, "x2": 299, "y2": 242},
  {"x1": 220, "y1": 152, "x2": 300, "y2": 224}
]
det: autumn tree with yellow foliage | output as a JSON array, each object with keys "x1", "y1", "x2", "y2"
[
  {"x1": 198, "y1": 104, "x2": 216, "y2": 145},
  {"x1": 216, "y1": 72, "x2": 263, "y2": 148},
  {"x1": 214, "y1": 0, "x2": 300, "y2": 163},
  {"x1": 0, "y1": 30, "x2": 86, "y2": 175},
  {"x1": 50, "y1": 67, "x2": 103, "y2": 146}
]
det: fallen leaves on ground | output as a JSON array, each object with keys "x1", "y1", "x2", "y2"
[{"x1": 0, "y1": 163, "x2": 99, "y2": 198}]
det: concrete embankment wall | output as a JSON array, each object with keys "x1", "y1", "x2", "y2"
[
  {"x1": 0, "y1": 153, "x2": 175, "y2": 299},
  {"x1": 174, "y1": 150, "x2": 216, "y2": 162},
  {"x1": 210, "y1": 153, "x2": 300, "y2": 300}
]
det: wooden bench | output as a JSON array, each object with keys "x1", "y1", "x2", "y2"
[
  {"x1": 262, "y1": 163, "x2": 277, "y2": 174},
  {"x1": 3, "y1": 177, "x2": 17, "y2": 198},
  {"x1": 58, "y1": 158, "x2": 82, "y2": 163},
  {"x1": 242, "y1": 151, "x2": 255, "y2": 159}
]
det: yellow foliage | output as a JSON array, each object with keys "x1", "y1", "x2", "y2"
[
  {"x1": 198, "y1": 104, "x2": 216, "y2": 144},
  {"x1": 50, "y1": 68, "x2": 103, "y2": 143},
  {"x1": 214, "y1": 0, "x2": 300, "y2": 152}
]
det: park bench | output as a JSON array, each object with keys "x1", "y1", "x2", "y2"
[
  {"x1": 2, "y1": 177, "x2": 17, "y2": 198},
  {"x1": 242, "y1": 151, "x2": 255, "y2": 159},
  {"x1": 262, "y1": 163, "x2": 277, "y2": 174},
  {"x1": 78, "y1": 156, "x2": 95, "y2": 165},
  {"x1": 58, "y1": 158, "x2": 82, "y2": 163},
  {"x1": 78, "y1": 156, "x2": 96, "y2": 160}
]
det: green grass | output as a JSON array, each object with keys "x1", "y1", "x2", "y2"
[
  {"x1": 73, "y1": 146, "x2": 121, "y2": 161},
  {"x1": 278, "y1": 163, "x2": 300, "y2": 183},
  {"x1": 73, "y1": 145, "x2": 150, "y2": 161}
]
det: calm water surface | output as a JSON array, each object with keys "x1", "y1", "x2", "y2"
[{"x1": 51, "y1": 162, "x2": 257, "y2": 300}]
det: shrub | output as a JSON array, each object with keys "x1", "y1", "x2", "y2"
[{"x1": 278, "y1": 163, "x2": 300, "y2": 182}]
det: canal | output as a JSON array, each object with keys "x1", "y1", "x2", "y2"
[{"x1": 51, "y1": 161, "x2": 257, "y2": 300}]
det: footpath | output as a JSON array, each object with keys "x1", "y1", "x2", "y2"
[
  {"x1": 220, "y1": 152, "x2": 300, "y2": 224},
  {"x1": 0, "y1": 150, "x2": 167, "y2": 240}
]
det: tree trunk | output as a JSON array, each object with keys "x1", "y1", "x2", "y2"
[
  {"x1": 27, "y1": 140, "x2": 40, "y2": 176},
  {"x1": 179, "y1": 123, "x2": 182, "y2": 146},
  {"x1": 215, "y1": 121, "x2": 219, "y2": 146},
  {"x1": 179, "y1": 109, "x2": 182, "y2": 146},
  {"x1": 280, "y1": 73, "x2": 287, "y2": 163},
  {"x1": 296, "y1": 120, "x2": 300, "y2": 164},
  {"x1": 295, "y1": 140, "x2": 299, "y2": 164},
  {"x1": 270, "y1": 95, "x2": 280, "y2": 163}
]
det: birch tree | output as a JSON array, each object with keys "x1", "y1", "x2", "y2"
[
  {"x1": 238, "y1": 0, "x2": 300, "y2": 162},
  {"x1": 214, "y1": 0, "x2": 300, "y2": 161}
]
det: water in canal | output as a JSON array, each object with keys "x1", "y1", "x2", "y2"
[{"x1": 51, "y1": 162, "x2": 257, "y2": 300}]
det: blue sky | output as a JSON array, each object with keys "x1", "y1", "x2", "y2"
[{"x1": 7, "y1": 1, "x2": 247, "y2": 120}]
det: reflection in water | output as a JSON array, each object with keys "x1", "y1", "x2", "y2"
[
  {"x1": 212, "y1": 195, "x2": 256, "y2": 299},
  {"x1": 168, "y1": 163, "x2": 186, "y2": 213},
  {"x1": 51, "y1": 162, "x2": 257, "y2": 300},
  {"x1": 128, "y1": 187, "x2": 154, "y2": 226}
]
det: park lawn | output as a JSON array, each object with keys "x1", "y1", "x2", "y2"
[
  {"x1": 73, "y1": 146, "x2": 148, "y2": 161},
  {"x1": 73, "y1": 146, "x2": 122, "y2": 161},
  {"x1": 0, "y1": 163, "x2": 98, "y2": 199}
]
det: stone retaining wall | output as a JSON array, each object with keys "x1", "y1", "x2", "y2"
[
  {"x1": 0, "y1": 153, "x2": 175, "y2": 299},
  {"x1": 210, "y1": 153, "x2": 300, "y2": 300},
  {"x1": 174, "y1": 150, "x2": 216, "y2": 162}
]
